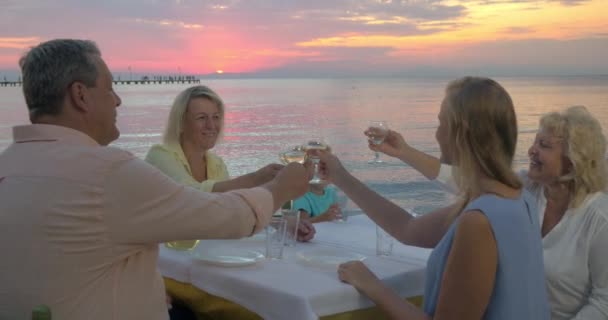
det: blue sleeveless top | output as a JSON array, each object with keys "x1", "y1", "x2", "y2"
[{"x1": 423, "y1": 191, "x2": 550, "y2": 319}]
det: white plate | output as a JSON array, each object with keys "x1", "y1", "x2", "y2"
[
  {"x1": 193, "y1": 248, "x2": 265, "y2": 267},
  {"x1": 296, "y1": 248, "x2": 366, "y2": 269}
]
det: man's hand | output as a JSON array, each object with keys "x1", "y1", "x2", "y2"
[
  {"x1": 253, "y1": 163, "x2": 284, "y2": 186},
  {"x1": 264, "y1": 163, "x2": 309, "y2": 210}
]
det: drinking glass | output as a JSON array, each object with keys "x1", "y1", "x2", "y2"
[
  {"x1": 303, "y1": 139, "x2": 328, "y2": 184},
  {"x1": 278, "y1": 145, "x2": 307, "y2": 209},
  {"x1": 367, "y1": 120, "x2": 389, "y2": 164},
  {"x1": 266, "y1": 216, "x2": 287, "y2": 259},
  {"x1": 279, "y1": 145, "x2": 306, "y2": 165},
  {"x1": 334, "y1": 188, "x2": 349, "y2": 223},
  {"x1": 376, "y1": 225, "x2": 394, "y2": 256},
  {"x1": 282, "y1": 209, "x2": 301, "y2": 247}
]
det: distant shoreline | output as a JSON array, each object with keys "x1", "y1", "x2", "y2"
[{"x1": 1, "y1": 72, "x2": 608, "y2": 83}]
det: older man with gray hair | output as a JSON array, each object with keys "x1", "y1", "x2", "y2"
[{"x1": 0, "y1": 39, "x2": 310, "y2": 320}]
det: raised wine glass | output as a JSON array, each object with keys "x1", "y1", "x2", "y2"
[
  {"x1": 278, "y1": 145, "x2": 307, "y2": 209},
  {"x1": 367, "y1": 120, "x2": 389, "y2": 164},
  {"x1": 303, "y1": 139, "x2": 328, "y2": 184},
  {"x1": 279, "y1": 145, "x2": 306, "y2": 165}
]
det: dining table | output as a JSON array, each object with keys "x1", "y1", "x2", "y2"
[{"x1": 158, "y1": 213, "x2": 432, "y2": 320}]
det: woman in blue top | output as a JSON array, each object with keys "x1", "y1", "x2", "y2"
[{"x1": 314, "y1": 77, "x2": 550, "y2": 319}]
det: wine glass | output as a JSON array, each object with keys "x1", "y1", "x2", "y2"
[
  {"x1": 303, "y1": 139, "x2": 328, "y2": 184},
  {"x1": 278, "y1": 145, "x2": 307, "y2": 209},
  {"x1": 367, "y1": 120, "x2": 389, "y2": 164},
  {"x1": 279, "y1": 145, "x2": 306, "y2": 165}
]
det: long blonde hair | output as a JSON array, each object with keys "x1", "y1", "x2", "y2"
[
  {"x1": 444, "y1": 77, "x2": 522, "y2": 206},
  {"x1": 536, "y1": 106, "x2": 607, "y2": 208}
]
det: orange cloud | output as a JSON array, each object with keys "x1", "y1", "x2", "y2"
[
  {"x1": 2, "y1": 0, "x2": 604, "y2": 74},
  {"x1": 253, "y1": 49, "x2": 320, "y2": 58},
  {"x1": 0, "y1": 37, "x2": 41, "y2": 49},
  {"x1": 295, "y1": 0, "x2": 607, "y2": 58}
]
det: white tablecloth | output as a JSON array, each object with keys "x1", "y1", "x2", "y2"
[{"x1": 158, "y1": 214, "x2": 431, "y2": 320}]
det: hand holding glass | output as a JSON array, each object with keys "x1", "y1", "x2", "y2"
[
  {"x1": 278, "y1": 145, "x2": 307, "y2": 209},
  {"x1": 303, "y1": 140, "x2": 328, "y2": 184},
  {"x1": 367, "y1": 121, "x2": 389, "y2": 164}
]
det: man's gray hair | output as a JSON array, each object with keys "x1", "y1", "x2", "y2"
[{"x1": 19, "y1": 39, "x2": 101, "y2": 121}]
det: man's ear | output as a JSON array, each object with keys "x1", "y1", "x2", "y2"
[{"x1": 68, "y1": 81, "x2": 90, "y2": 113}]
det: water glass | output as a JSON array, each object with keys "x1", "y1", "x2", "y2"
[
  {"x1": 334, "y1": 189, "x2": 349, "y2": 223},
  {"x1": 266, "y1": 216, "x2": 287, "y2": 259},
  {"x1": 376, "y1": 225, "x2": 394, "y2": 256},
  {"x1": 282, "y1": 209, "x2": 300, "y2": 247}
]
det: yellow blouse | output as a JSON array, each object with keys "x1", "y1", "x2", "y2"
[{"x1": 145, "y1": 143, "x2": 229, "y2": 192}]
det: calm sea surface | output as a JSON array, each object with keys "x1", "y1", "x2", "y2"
[{"x1": 2, "y1": 76, "x2": 607, "y2": 213}]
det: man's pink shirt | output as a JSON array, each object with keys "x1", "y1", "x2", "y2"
[{"x1": 0, "y1": 124, "x2": 274, "y2": 320}]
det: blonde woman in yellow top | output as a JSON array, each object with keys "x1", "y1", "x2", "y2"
[
  {"x1": 146, "y1": 85, "x2": 282, "y2": 192},
  {"x1": 146, "y1": 85, "x2": 316, "y2": 319}
]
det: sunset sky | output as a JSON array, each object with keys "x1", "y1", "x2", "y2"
[{"x1": 0, "y1": 0, "x2": 607, "y2": 77}]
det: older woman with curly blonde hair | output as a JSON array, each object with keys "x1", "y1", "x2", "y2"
[
  {"x1": 379, "y1": 105, "x2": 608, "y2": 319},
  {"x1": 525, "y1": 106, "x2": 608, "y2": 319}
]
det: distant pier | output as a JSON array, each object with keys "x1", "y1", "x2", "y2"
[
  {"x1": 1, "y1": 76, "x2": 200, "y2": 87},
  {"x1": 0, "y1": 81, "x2": 21, "y2": 87},
  {"x1": 112, "y1": 78, "x2": 201, "y2": 85}
]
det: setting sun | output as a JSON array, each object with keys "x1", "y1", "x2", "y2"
[{"x1": 216, "y1": 70, "x2": 224, "y2": 74}]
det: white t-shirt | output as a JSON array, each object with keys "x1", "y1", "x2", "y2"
[{"x1": 436, "y1": 164, "x2": 608, "y2": 320}]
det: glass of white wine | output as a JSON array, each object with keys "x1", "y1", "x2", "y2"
[
  {"x1": 279, "y1": 145, "x2": 306, "y2": 165},
  {"x1": 278, "y1": 145, "x2": 307, "y2": 209},
  {"x1": 303, "y1": 139, "x2": 328, "y2": 184},
  {"x1": 367, "y1": 120, "x2": 389, "y2": 164}
]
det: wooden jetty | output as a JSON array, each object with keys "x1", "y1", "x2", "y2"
[
  {"x1": 0, "y1": 81, "x2": 21, "y2": 87},
  {"x1": 112, "y1": 78, "x2": 201, "y2": 85}
]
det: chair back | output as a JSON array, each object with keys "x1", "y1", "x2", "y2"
[{"x1": 31, "y1": 305, "x2": 52, "y2": 320}]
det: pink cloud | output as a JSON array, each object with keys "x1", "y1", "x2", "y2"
[{"x1": 0, "y1": 37, "x2": 40, "y2": 49}]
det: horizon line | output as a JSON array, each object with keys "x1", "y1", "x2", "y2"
[{"x1": 1, "y1": 71, "x2": 608, "y2": 81}]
